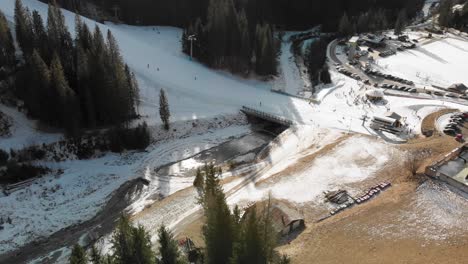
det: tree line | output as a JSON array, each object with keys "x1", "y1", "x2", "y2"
[
  {"x1": 0, "y1": 11, "x2": 15, "y2": 73},
  {"x1": 8, "y1": 0, "x2": 139, "y2": 136},
  {"x1": 47, "y1": 0, "x2": 424, "y2": 31},
  {"x1": 36, "y1": 0, "x2": 425, "y2": 77},
  {"x1": 438, "y1": 0, "x2": 468, "y2": 30},
  {"x1": 182, "y1": 0, "x2": 278, "y2": 76},
  {"x1": 69, "y1": 164, "x2": 291, "y2": 264}
]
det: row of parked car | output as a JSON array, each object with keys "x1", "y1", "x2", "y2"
[
  {"x1": 443, "y1": 112, "x2": 467, "y2": 136},
  {"x1": 378, "y1": 50, "x2": 396, "y2": 57},
  {"x1": 336, "y1": 66, "x2": 362, "y2": 81},
  {"x1": 381, "y1": 83, "x2": 417, "y2": 93},
  {"x1": 424, "y1": 90, "x2": 468, "y2": 100},
  {"x1": 364, "y1": 69, "x2": 414, "y2": 85}
]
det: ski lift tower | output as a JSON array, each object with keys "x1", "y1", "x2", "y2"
[{"x1": 188, "y1": 35, "x2": 197, "y2": 60}]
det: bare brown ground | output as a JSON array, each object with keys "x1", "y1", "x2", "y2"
[
  {"x1": 256, "y1": 134, "x2": 352, "y2": 186},
  {"x1": 175, "y1": 111, "x2": 468, "y2": 263},
  {"x1": 278, "y1": 126, "x2": 467, "y2": 263},
  {"x1": 279, "y1": 193, "x2": 468, "y2": 264}
]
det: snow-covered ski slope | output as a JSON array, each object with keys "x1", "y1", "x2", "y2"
[
  {"x1": 4, "y1": 0, "x2": 468, "y2": 136},
  {"x1": 0, "y1": 0, "x2": 314, "y2": 126}
]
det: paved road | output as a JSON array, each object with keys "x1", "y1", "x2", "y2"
[{"x1": 327, "y1": 39, "x2": 342, "y2": 65}]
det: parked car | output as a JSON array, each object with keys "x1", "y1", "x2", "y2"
[{"x1": 444, "y1": 128, "x2": 457, "y2": 136}]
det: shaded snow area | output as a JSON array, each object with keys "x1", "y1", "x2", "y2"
[
  {"x1": 0, "y1": 105, "x2": 63, "y2": 150},
  {"x1": 127, "y1": 124, "x2": 251, "y2": 213},
  {"x1": 0, "y1": 154, "x2": 132, "y2": 254},
  {"x1": 229, "y1": 135, "x2": 402, "y2": 205},
  {"x1": 0, "y1": 123, "x2": 250, "y2": 254},
  {"x1": 273, "y1": 32, "x2": 311, "y2": 97},
  {"x1": 257, "y1": 126, "x2": 343, "y2": 181},
  {"x1": 363, "y1": 181, "x2": 468, "y2": 242},
  {"x1": 377, "y1": 37, "x2": 468, "y2": 87}
]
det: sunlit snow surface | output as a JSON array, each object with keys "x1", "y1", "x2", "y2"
[{"x1": 1, "y1": 0, "x2": 468, "y2": 258}]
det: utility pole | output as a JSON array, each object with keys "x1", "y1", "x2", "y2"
[{"x1": 188, "y1": 35, "x2": 197, "y2": 60}]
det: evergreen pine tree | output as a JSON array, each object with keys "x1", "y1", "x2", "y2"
[
  {"x1": 159, "y1": 88, "x2": 171, "y2": 130},
  {"x1": 49, "y1": 53, "x2": 80, "y2": 136},
  {"x1": 28, "y1": 50, "x2": 51, "y2": 121},
  {"x1": 254, "y1": 23, "x2": 277, "y2": 76},
  {"x1": 236, "y1": 210, "x2": 266, "y2": 264},
  {"x1": 90, "y1": 245, "x2": 103, "y2": 264},
  {"x1": 14, "y1": 0, "x2": 34, "y2": 56},
  {"x1": 338, "y1": 12, "x2": 352, "y2": 36},
  {"x1": 321, "y1": 65, "x2": 332, "y2": 84},
  {"x1": 111, "y1": 215, "x2": 155, "y2": 264},
  {"x1": 200, "y1": 164, "x2": 235, "y2": 264},
  {"x1": 69, "y1": 244, "x2": 87, "y2": 264},
  {"x1": 357, "y1": 13, "x2": 369, "y2": 33},
  {"x1": 132, "y1": 226, "x2": 155, "y2": 264},
  {"x1": 0, "y1": 10, "x2": 15, "y2": 68},
  {"x1": 31, "y1": 10, "x2": 49, "y2": 62},
  {"x1": 111, "y1": 215, "x2": 134, "y2": 264},
  {"x1": 193, "y1": 167, "x2": 204, "y2": 191},
  {"x1": 438, "y1": 0, "x2": 454, "y2": 27},
  {"x1": 394, "y1": 9, "x2": 407, "y2": 36},
  {"x1": 157, "y1": 225, "x2": 185, "y2": 264}
]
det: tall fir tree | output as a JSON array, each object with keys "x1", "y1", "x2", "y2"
[
  {"x1": 356, "y1": 13, "x2": 369, "y2": 33},
  {"x1": 132, "y1": 226, "x2": 156, "y2": 264},
  {"x1": 159, "y1": 88, "x2": 171, "y2": 130},
  {"x1": 49, "y1": 53, "x2": 80, "y2": 136},
  {"x1": 111, "y1": 215, "x2": 155, "y2": 264},
  {"x1": 254, "y1": 23, "x2": 277, "y2": 75},
  {"x1": 338, "y1": 12, "x2": 353, "y2": 36},
  {"x1": 438, "y1": 0, "x2": 454, "y2": 27},
  {"x1": 394, "y1": 9, "x2": 407, "y2": 36},
  {"x1": 193, "y1": 167, "x2": 204, "y2": 191},
  {"x1": 31, "y1": 10, "x2": 49, "y2": 62},
  {"x1": 69, "y1": 244, "x2": 87, "y2": 264},
  {"x1": 200, "y1": 164, "x2": 235, "y2": 264},
  {"x1": 0, "y1": 10, "x2": 15, "y2": 68},
  {"x1": 28, "y1": 50, "x2": 51, "y2": 121},
  {"x1": 157, "y1": 225, "x2": 185, "y2": 264},
  {"x1": 232, "y1": 210, "x2": 266, "y2": 264},
  {"x1": 11, "y1": 1, "x2": 139, "y2": 136},
  {"x1": 14, "y1": 0, "x2": 34, "y2": 56},
  {"x1": 90, "y1": 245, "x2": 103, "y2": 264}
]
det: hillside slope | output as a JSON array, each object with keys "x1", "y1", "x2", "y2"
[{"x1": 1, "y1": 0, "x2": 315, "y2": 126}]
